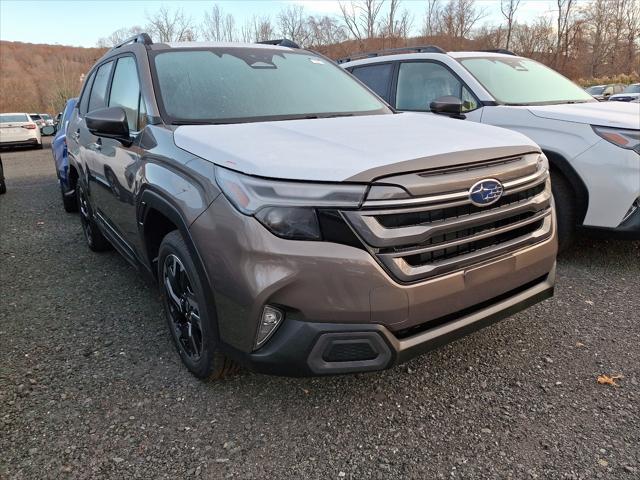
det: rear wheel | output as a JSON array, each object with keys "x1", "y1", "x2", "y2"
[
  {"x1": 60, "y1": 181, "x2": 78, "y2": 213},
  {"x1": 550, "y1": 170, "x2": 576, "y2": 252},
  {"x1": 158, "y1": 230, "x2": 237, "y2": 380},
  {"x1": 77, "y1": 182, "x2": 110, "y2": 251}
]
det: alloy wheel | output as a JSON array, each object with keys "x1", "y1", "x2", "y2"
[{"x1": 163, "y1": 254, "x2": 203, "y2": 361}]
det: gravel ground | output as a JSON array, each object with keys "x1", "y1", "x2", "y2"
[{"x1": 1, "y1": 139, "x2": 639, "y2": 480}]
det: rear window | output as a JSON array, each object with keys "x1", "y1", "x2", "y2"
[
  {"x1": 1, "y1": 114, "x2": 29, "y2": 123},
  {"x1": 30, "y1": 114, "x2": 42, "y2": 120}
]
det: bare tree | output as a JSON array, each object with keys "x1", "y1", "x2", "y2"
[
  {"x1": 241, "y1": 15, "x2": 275, "y2": 43},
  {"x1": 339, "y1": 0, "x2": 385, "y2": 42},
  {"x1": 500, "y1": 0, "x2": 521, "y2": 50},
  {"x1": 278, "y1": 5, "x2": 310, "y2": 45},
  {"x1": 146, "y1": 6, "x2": 198, "y2": 42},
  {"x1": 96, "y1": 26, "x2": 144, "y2": 47},
  {"x1": 306, "y1": 16, "x2": 348, "y2": 47},
  {"x1": 380, "y1": 0, "x2": 413, "y2": 39},
  {"x1": 554, "y1": 0, "x2": 574, "y2": 65},
  {"x1": 422, "y1": 0, "x2": 442, "y2": 36},
  {"x1": 202, "y1": 4, "x2": 236, "y2": 42}
]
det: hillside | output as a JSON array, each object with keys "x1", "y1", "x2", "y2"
[{"x1": 0, "y1": 41, "x2": 106, "y2": 114}]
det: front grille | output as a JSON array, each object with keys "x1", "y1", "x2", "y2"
[{"x1": 342, "y1": 154, "x2": 553, "y2": 283}]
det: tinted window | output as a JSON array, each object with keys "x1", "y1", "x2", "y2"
[
  {"x1": 79, "y1": 71, "x2": 96, "y2": 114},
  {"x1": 351, "y1": 64, "x2": 393, "y2": 102},
  {"x1": 88, "y1": 61, "x2": 114, "y2": 112},
  {"x1": 30, "y1": 114, "x2": 42, "y2": 120},
  {"x1": 0, "y1": 114, "x2": 29, "y2": 123},
  {"x1": 622, "y1": 84, "x2": 640, "y2": 93},
  {"x1": 396, "y1": 62, "x2": 477, "y2": 112},
  {"x1": 459, "y1": 57, "x2": 593, "y2": 104},
  {"x1": 153, "y1": 49, "x2": 388, "y2": 122},
  {"x1": 109, "y1": 56, "x2": 140, "y2": 130}
]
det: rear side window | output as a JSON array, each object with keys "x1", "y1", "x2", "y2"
[
  {"x1": 109, "y1": 56, "x2": 141, "y2": 131},
  {"x1": 0, "y1": 114, "x2": 29, "y2": 123},
  {"x1": 88, "y1": 61, "x2": 114, "y2": 112},
  {"x1": 351, "y1": 64, "x2": 393, "y2": 102},
  {"x1": 79, "y1": 71, "x2": 96, "y2": 114}
]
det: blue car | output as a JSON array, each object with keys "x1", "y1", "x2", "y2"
[{"x1": 52, "y1": 98, "x2": 78, "y2": 212}]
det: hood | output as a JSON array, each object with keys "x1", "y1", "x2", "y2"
[
  {"x1": 173, "y1": 113, "x2": 538, "y2": 182},
  {"x1": 527, "y1": 102, "x2": 640, "y2": 129}
]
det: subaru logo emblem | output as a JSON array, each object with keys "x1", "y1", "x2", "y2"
[{"x1": 468, "y1": 179, "x2": 504, "y2": 207}]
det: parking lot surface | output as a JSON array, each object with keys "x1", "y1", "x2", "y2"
[{"x1": 1, "y1": 139, "x2": 639, "y2": 479}]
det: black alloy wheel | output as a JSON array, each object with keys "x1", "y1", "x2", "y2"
[{"x1": 163, "y1": 254, "x2": 203, "y2": 361}]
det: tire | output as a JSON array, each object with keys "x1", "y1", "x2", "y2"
[
  {"x1": 60, "y1": 181, "x2": 78, "y2": 213},
  {"x1": 77, "y1": 181, "x2": 111, "y2": 251},
  {"x1": 0, "y1": 160, "x2": 5, "y2": 194},
  {"x1": 550, "y1": 170, "x2": 576, "y2": 252},
  {"x1": 158, "y1": 230, "x2": 238, "y2": 380}
]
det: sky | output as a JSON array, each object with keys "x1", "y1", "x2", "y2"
[{"x1": 0, "y1": 0, "x2": 561, "y2": 47}]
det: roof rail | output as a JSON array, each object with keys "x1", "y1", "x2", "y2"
[
  {"x1": 112, "y1": 33, "x2": 153, "y2": 51},
  {"x1": 478, "y1": 49, "x2": 517, "y2": 56},
  {"x1": 257, "y1": 39, "x2": 301, "y2": 49},
  {"x1": 337, "y1": 45, "x2": 446, "y2": 64}
]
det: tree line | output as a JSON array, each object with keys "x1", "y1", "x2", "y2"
[
  {"x1": 98, "y1": 0, "x2": 639, "y2": 81},
  {"x1": 2, "y1": 1, "x2": 638, "y2": 114}
]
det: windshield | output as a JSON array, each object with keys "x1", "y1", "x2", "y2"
[
  {"x1": 622, "y1": 84, "x2": 640, "y2": 94},
  {"x1": 42, "y1": 114, "x2": 51, "y2": 120},
  {"x1": 152, "y1": 48, "x2": 389, "y2": 123},
  {"x1": 459, "y1": 56, "x2": 594, "y2": 105},
  {"x1": 1, "y1": 114, "x2": 29, "y2": 123},
  {"x1": 586, "y1": 86, "x2": 605, "y2": 95}
]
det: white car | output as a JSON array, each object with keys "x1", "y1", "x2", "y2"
[
  {"x1": 341, "y1": 49, "x2": 640, "y2": 248},
  {"x1": 609, "y1": 83, "x2": 640, "y2": 103},
  {"x1": 0, "y1": 113, "x2": 43, "y2": 149}
]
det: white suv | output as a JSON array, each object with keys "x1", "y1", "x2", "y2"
[{"x1": 341, "y1": 49, "x2": 640, "y2": 249}]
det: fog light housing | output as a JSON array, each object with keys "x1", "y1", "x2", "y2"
[{"x1": 255, "y1": 306, "x2": 283, "y2": 349}]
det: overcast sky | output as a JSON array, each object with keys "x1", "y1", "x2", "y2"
[{"x1": 1, "y1": 0, "x2": 562, "y2": 47}]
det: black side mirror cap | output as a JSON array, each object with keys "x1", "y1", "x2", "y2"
[
  {"x1": 430, "y1": 96, "x2": 466, "y2": 119},
  {"x1": 85, "y1": 107, "x2": 131, "y2": 145}
]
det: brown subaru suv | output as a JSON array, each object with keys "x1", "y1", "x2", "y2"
[{"x1": 65, "y1": 34, "x2": 557, "y2": 380}]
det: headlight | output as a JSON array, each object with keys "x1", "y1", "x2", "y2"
[
  {"x1": 592, "y1": 126, "x2": 640, "y2": 154},
  {"x1": 214, "y1": 166, "x2": 367, "y2": 240}
]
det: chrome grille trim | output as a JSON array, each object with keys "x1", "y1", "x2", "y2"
[
  {"x1": 362, "y1": 165, "x2": 548, "y2": 209},
  {"x1": 342, "y1": 156, "x2": 553, "y2": 283}
]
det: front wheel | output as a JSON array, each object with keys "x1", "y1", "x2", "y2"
[
  {"x1": 158, "y1": 231, "x2": 238, "y2": 380},
  {"x1": 550, "y1": 171, "x2": 576, "y2": 253}
]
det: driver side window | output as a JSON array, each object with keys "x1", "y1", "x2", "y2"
[{"x1": 396, "y1": 61, "x2": 478, "y2": 112}]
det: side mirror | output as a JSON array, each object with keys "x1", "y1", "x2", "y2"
[
  {"x1": 41, "y1": 125, "x2": 55, "y2": 136},
  {"x1": 430, "y1": 96, "x2": 466, "y2": 119},
  {"x1": 85, "y1": 107, "x2": 131, "y2": 144}
]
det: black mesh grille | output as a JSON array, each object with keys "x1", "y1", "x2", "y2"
[
  {"x1": 322, "y1": 342, "x2": 378, "y2": 362},
  {"x1": 376, "y1": 182, "x2": 545, "y2": 229},
  {"x1": 403, "y1": 219, "x2": 544, "y2": 266}
]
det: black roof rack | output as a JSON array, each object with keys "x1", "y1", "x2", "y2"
[
  {"x1": 337, "y1": 45, "x2": 446, "y2": 64},
  {"x1": 478, "y1": 49, "x2": 516, "y2": 56},
  {"x1": 257, "y1": 39, "x2": 301, "y2": 49},
  {"x1": 112, "y1": 33, "x2": 153, "y2": 51}
]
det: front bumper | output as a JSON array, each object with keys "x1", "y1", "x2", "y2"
[
  {"x1": 226, "y1": 270, "x2": 554, "y2": 376},
  {"x1": 581, "y1": 204, "x2": 640, "y2": 240},
  {"x1": 190, "y1": 194, "x2": 557, "y2": 376}
]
